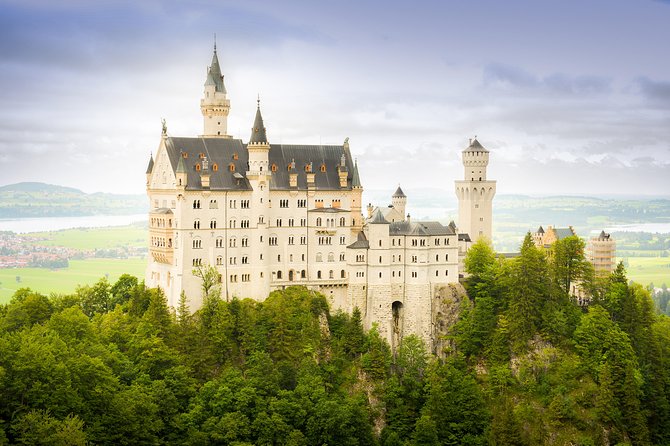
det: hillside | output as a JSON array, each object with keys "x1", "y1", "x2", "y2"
[{"x1": 0, "y1": 182, "x2": 146, "y2": 218}]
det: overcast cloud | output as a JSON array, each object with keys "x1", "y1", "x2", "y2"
[{"x1": 0, "y1": 0, "x2": 668, "y2": 199}]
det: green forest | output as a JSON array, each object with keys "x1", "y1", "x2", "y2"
[{"x1": 1, "y1": 234, "x2": 669, "y2": 445}]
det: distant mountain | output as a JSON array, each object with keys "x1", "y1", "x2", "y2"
[{"x1": 0, "y1": 182, "x2": 147, "y2": 218}]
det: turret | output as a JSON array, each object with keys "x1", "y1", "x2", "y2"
[
  {"x1": 200, "y1": 42, "x2": 231, "y2": 137},
  {"x1": 246, "y1": 100, "x2": 270, "y2": 176},
  {"x1": 454, "y1": 137, "x2": 496, "y2": 243},
  {"x1": 391, "y1": 185, "x2": 406, "y2": 221},
  {"x1": 145, "y1": 154, "x2": 154, "y2": 186},
  {"x1": 176, "y1": 154, "x2": 187, "y2": 190}
]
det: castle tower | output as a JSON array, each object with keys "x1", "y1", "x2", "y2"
[
  {"x1": 454, "y1": 138, "x2": 496, "y2": 243},
  {"x1": 391, "y1": 186, "x2": 407, "y2": 221},
  {"x1": 246, "y1": 100, "x2": 271, "y2": 299},
  {"x1": 200, "y1": 43, "x2": 231, "y2": 137}
]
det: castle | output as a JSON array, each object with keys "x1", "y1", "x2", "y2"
[{"x1": 145, "y1": 45, "x2": 495, "y2": 351}]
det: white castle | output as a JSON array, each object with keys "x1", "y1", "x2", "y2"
[{"x1": 145, "y1": 45, "x2": 496, "y2": 351}]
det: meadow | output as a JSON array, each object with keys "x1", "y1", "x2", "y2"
[
  {"x1": 623, "y1": 257, "x2": 670, "y2": 288},
  {"x1": 23, "y1": 223, "x2": 146, "y2": 250},
  {"x1": 0, "y1": 258, "x2": 147, "y2": 303}
]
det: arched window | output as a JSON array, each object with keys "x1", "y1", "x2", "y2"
[
  {"x1": 195, "y1": 163, "x2": 201, "y2": 172},
  {"x1": 317, "y1": 271, "x2": 322, "y2": 279},
  {"x1": 301, "y1": 270, "x2": 306, "y2": 279},
  {"x1": 329, "y1": 270, "x2": 334, "y2": 279},
  {"x1": 229, "y1": 163, "x2": 235, "y2": 172},
  {"x1": 341, "y1": 269, "x2": 346, "y2": 278},
  {"x1": 277, "y1": 271, "x2": 282, "y2": 280},
  {"x1": 212, "y1": 163, "x2": 218, "y2": 171},
  {"x1": 316, "y1": 217, "x2": 322, "y2": 226},
  {"x1": 271, "y1": 163, "x2": 277, "y2": 172},
  {"x1": 339, "y1": 217, "x2": 346, "y2": 226},
  {"x1": 320, "y1": 164, "x2": 326, "y2": 172}
]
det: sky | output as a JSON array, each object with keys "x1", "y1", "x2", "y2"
[{"x1": 1, "y1": 0, "x2": 669, "y2": 199}]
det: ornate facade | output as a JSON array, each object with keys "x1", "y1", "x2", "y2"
[{"x1": 145, "y1": 45, "x2": 495, "y2": 351}]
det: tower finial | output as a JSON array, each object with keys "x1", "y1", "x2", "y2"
[
  {"x1": 257, "y1": 93, "x2": 260, "y2": 108},
  {"x1": 214, "y1": 33, "x2": 217, "y2": 52}
]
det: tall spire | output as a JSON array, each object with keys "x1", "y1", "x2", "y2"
[
  {"x1": 249, "y1": 99, "x2": 268, "y2": 144},
  {"x1": 206, "y1": 41, "x2": 226, "y2": 93},
  {"x1": 352, "y1": 159, "x2": 362, "y2": 188}
]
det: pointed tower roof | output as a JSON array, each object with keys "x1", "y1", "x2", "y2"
[
  {"x1": 463, "y1": 137, "x2": 488, "y2": 152},
  {"x1": 393, "y1": 185, "x2": 406, "y2": 197},
  {"x1": 146, "y1": 154, "x2": 154, "y2": 174},
  {"x1": 249, "y1": 100, "x2": 268, "y2": 144},
  {"x1": 176, "y1": 155, "x2": 187, "y2": 173},
  {"x1": 352, "y1": 159, "x2": 362, "y2": 188},
  {"x1": 205, "y1": 44, "x2": 226, "y2": 93},
  {"x1": 537, "y1": 225, "x2": 545, "y2": 234},
  {"x1": 370, "y1": 208, "x2": 389, "y2": 224}
]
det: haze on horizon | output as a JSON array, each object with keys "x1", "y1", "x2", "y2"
[{"x1": 1, "y1": 0, "x2": 669, "y2": 197}]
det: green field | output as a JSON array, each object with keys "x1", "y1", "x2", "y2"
[
  {"x1": 622, "y1": 257, "x2": 670, "y2": 288},
  {"x1": 0, "y1": 258, "x2": 146, "y2": 304},
  {"x1": 23, "y1": 224, "x2": 147, "y2": 250}
]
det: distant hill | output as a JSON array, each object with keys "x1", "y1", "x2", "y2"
[{"x1": 0, "y1": 182, "x2": 147, "y2": 218}]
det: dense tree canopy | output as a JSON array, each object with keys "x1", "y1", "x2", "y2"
[{"x1": 1, "y1": 234, "x2": 669, "y2": 445}]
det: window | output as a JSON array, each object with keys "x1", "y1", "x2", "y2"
[
  {"x1": 276, "y1": 219, "x2": 282, "y2": 227},
  {"x1": 300, "y1": 218, "x2": 306, "y2": 226},
  {"x1": 436, "y1": 254, "x2": 439, "y2": 261},
  {"x1": 196, "y1": 163, "x2": 201, "y2": 172},
  {"x1": 316, "y1": 253, "x2": 323, "y2": 262},
  {"x1": 229, "y1": 163, "x2": 235, "y2": 172},
  {"x1": 193, "y1": 200, "x2": 201, "y2": 209},
  {"x1": 278, "y1": 255, "x2": 281, "y2": 262},
  {"x1": 320, "y1": 164, "x2": 326, "y2": 172},
  {"x1": 329, "y1": 270, "x2": 334, "y2": 279},
  {"x1": 480, "y1": 217, "x2": 484, "y2": 222},
  {"x1": 411, "y1": 271, "x2": 418, "y2": 278},
  {"x1": 420, "y1": 240, "x2": 426, "y2": 247},
  {"x1": 279, "y1": 199, "x2": 288, "y2": 208},
  {"x1": 379, "y1": 240, "x2": 382, "y2": 247},
  {"x1": 356, "y1": 254, "x2": 365, "y2": 262},
  {"x1": 340, "y1": 253, "x2": 345, "y2": 261},
  {"x1": 301, "y1": 270, "x2": 306, "y2": 279},
  {"x1": 379, "y1": 256, "x2": 382, "y2": 263},
  {"x1": 229, "y1": 238, "x2": 236, "y2": 248},
  {"x1": 316, "y1": 217, "x2": 322, "y2": 227},
  {"x1": 445, "y1": 270, "x2": 449, "y2": 276},
  {"x1": 298, "y1": 199, "x2": 307, "y2": 208},
  {"x1": 230, "y1": 200, "x2": 236, "y2": 208},
  {"x1": 269, "y1": 236, "x2": 278, "y2": 246},
  {"x1": 242, "y1": 237, "x2": 248, "y2": 247},
  {"x1": 241, "y1": 200, "x2": 250, "y2": 209},
  {"x1": 241, "y1": 220, "x2": 250, "y2": 228},
  {"x1": 412, "y1": 255, "x2": 418, "y2": 263},
  {"x1": 192, "y1": 239, "x2": 202, "y2": 249},
  {"x1": 193, "y1": 220, "x2": 200, "y2": 229},
  {"x1": 215, "y1": 237, "x2": 223, "y2": 248},
  {"x1": 271, "y1": 164, "x2": 277, "y2": 172},
  {"x1": 209, "y1": 199, "x2": 217, "y2": 208},
  {"x1": 242, "y1": 256, "x2": 248, "y2": 264},
  {"x1": 210, "y1": 220, "x2": 217, "y2": 229},
  {"x1": 288, "y1": 236, "x2": 294, "y2": 245},
  {"x1": 328, "y1": 252, "x2": 335, "y2": 262},
  {"x1": 378, "y1": 272, "x2": 382, "y2": 278},
  {"x1": 288, "y1": 218, "x2": 294, "y2": 227},
  {"x1": 192, "y1": 258, "x2": 202, "y2": 266},
  {"x1": 229, "y1": 257, "x2": 236, "y2": 265},
  {"x1": 445, "y1": 254, "x2": 449, "y2": 261},
  {"x1": 229, "y1": 219, "x2": 236, "y2": 228},
  {"x1": 242, "y1": 274, "x2": 250, "y2": 282},
  {"x1": 436, "y1": 271, "x2": 439, "y2": 277},
  {"x1": 212, "y1": 163, "x2": 218, "y2": 171},
  {"x1": 317, "y1": 271, "x2": 322, "y2": 279},
  {"x1": 300, "y1": 236, "x2": 307, "y2": 245},
  {"x1": 216, "y1": 256, "x2": 223, "y2": 266}
]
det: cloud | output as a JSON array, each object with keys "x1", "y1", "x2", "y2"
[
  {"x1": 482, "y1": 63, "x2": 612, "y2": 96},
  {"x1": 634, "y1": 77, "x2": 670, "y2": 107}
]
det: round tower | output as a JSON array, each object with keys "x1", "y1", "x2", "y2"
[
  {"x1": 200, "y1": 42, "x2": 231, "y2": 137},
  {"x1": 391, "y1": 185, "x2": 407, "y2": 221},
  {"x1": 454, "y1": 138, "x2": 496, "y2": 243}
]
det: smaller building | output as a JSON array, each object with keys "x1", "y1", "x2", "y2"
[
  {"x1": 587, "y1": 230, "x2": 616, "y2": 275},
  {"x1": 532, "y1": 225, "x2": 577, "y2": 248}
]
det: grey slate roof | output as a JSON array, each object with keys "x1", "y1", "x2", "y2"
[
  {"x1": 146, "y1": 155, "x2": 154, "y2": 174},
  {"x1": 369, "y1": 208, "x2": 389, "y2": 224},
  {"x1": 459, "y1": 233, "x2": 472, "y2": 242},
  {"x1": 352, "y1": 160, "x2": 362, "y2": 188},
  {"x1": 393, "y1": 186, "x2": 406, "y2": 197},
  {"x1": 164, "y1": 136, "x2": 355, "y2": 191},
  {"x1": 463, "y1": 138, "x2": 488, "y2": 152},
  {"x1": 347, "y1": 231, "x2": 369, "y2": 249},
  {"x1": 389, "y1": 221, "x2": 455, "y2": 236},
  {"x1": 537, "y1": 226, "x2": 545, "y2": 234},
  {"x1": 553, "y1": 227, "x2": 576, "y2": 240},
  {"x1": 205, "y1": 47, "x2": 226, "y2": 93},
  {"x1": 249, "y1": 106, "x2": 268, "y2": 144}
]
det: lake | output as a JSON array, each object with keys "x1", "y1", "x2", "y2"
[{"x1": 0, "y1": 214, "x2": 147, "y2": 234}]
